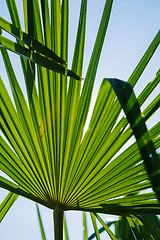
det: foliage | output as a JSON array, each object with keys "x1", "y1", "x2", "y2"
[{"x1": 0, "y1": 0, "x2": 160, "y2": 239}]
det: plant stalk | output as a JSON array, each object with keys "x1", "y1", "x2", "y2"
[{"x1": 54, "y1": 209, "x2": 64, "y2": 240}]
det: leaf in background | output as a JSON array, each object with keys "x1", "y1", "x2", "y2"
[
  {"x1": 63, "y1": 213, "x2": 70, "y2": 240},
  {"x1": 36, "y1": 204, "x2": 47, "y2": 240},
  {"x1": 128, "y1": 30, "x2": 160, "y2": 87},
  {"x1": 83, "y1": 212, "x2": 88, "y2": 239},
  {"x1": 0, "y1": 192, "x2": 18, "y2": 222},
  {"x1": 90, "y1": 213, "x2": 100, "y2": 240},
  {"x1": 126, "y1": 214, "x2": 160, "y2": 240},
  {"x1": 136, "y1": 214, "x2": 160, "y2": 239},
  {"x1": 94, "y1": 213, "x2": 117, "y2": 240}
]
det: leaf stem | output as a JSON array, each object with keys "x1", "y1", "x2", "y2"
[{"x1": 54, "y1": 209, "x2": 64, "y2": 240}]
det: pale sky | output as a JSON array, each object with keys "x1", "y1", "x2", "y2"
[{"x1": 0, "y1": 0, "x2": 160, "y2": 239}]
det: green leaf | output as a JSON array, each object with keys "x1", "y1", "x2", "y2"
[
  {"x1": 0, "y1": 48, "x2": 54, "y2": 197},
  {"x1": 114, "y1": 216, "x2": 134, "y2": 240},
  {"x1": 94, "y1": 213, "x2": 117, "y2": 240},
  {"x1": 125, "y1": 214, "x2": 160, "y2": 240},
  {"x1": 61, "y1": 0, "x2": 114, "y2": 203},
  {"x1": 60, "y1": 0, "x2": 88, "y2": 201},
  {"x1": 137, "y1": 215, "x2": 160, "y2": 239},
  {"x1": 1, "y1": 76, "x2": 53, "y2": 197},
  {"x1": 36, "y1": 204, "x2": 47, "y2": 240},
  {"x1": 90, "y1": 213, "x2": 100, "y2": 240},
  {"x1": 0, "y1": 16, "x2": 66, "y2": 64},
  {"x1": 106, "y1": 78, "x2": 160, "y2": 202},
  {"x1": 0, "y1": 34, "x2": 80, "y2": 79},
  {"x1": 127, "y1": 216, "x2": 143, "y2": 240},
  {"x1": 83, "y1": 212, "x2": 88, "y2": 239},
  {"x1": 138, "y1": 69, "x2": 160, "y2": 107},
  {"x1": 63, "y1": 213, "x2": 70, "y2": 240},
  {"x1": 6, "y1": 0, "x2": 21, "y2": 28},
  {"x1": 128, "y1": 30, "x2": 160, "y2": 87},
  {"x1": 59, "y1": 0, "x2": 69, "y2": 195},
  {"x1": 1, "y1": 0, "x2": 160, "y2": 230},
  {"x1": 0, "y1": 192, "x2": 18, "y2": 222},
  {"x1": 87, "y1": 221, "x2": 115, "y2": 240},
  {"x1": 0, "y1": 176, "x2": 51, "y2": 209}
]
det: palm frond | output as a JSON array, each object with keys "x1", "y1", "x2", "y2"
[{"x1": 0, "y1": 0, "x2": 159, "y2": 238}]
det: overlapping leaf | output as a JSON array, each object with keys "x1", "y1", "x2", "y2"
[{"x1": 106, "y1": 78, "x2": 160, "y2": 201}]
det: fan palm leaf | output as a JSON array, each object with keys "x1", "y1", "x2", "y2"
[
  {"x1": 87, "y1": 214, "x2": 160, "y2": 240},
  {"x1": 0, "y1": 0, "x2": 160, "y2": 239}
]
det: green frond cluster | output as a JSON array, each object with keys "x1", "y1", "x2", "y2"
[{"x1": 0, "y1": 0, "x2": 160, "y2": 239}]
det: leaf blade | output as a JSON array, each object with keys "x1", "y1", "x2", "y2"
[
  {"x1": 107, "y1": 78, "x2": 160, "y2": 201},
  {"x1": 0, "y1": 192, "x2": 18, "y2": 222}
]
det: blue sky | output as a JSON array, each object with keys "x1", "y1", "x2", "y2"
[{"x1": 0, "y1": 0, "x2": 160, "y2": 239}]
